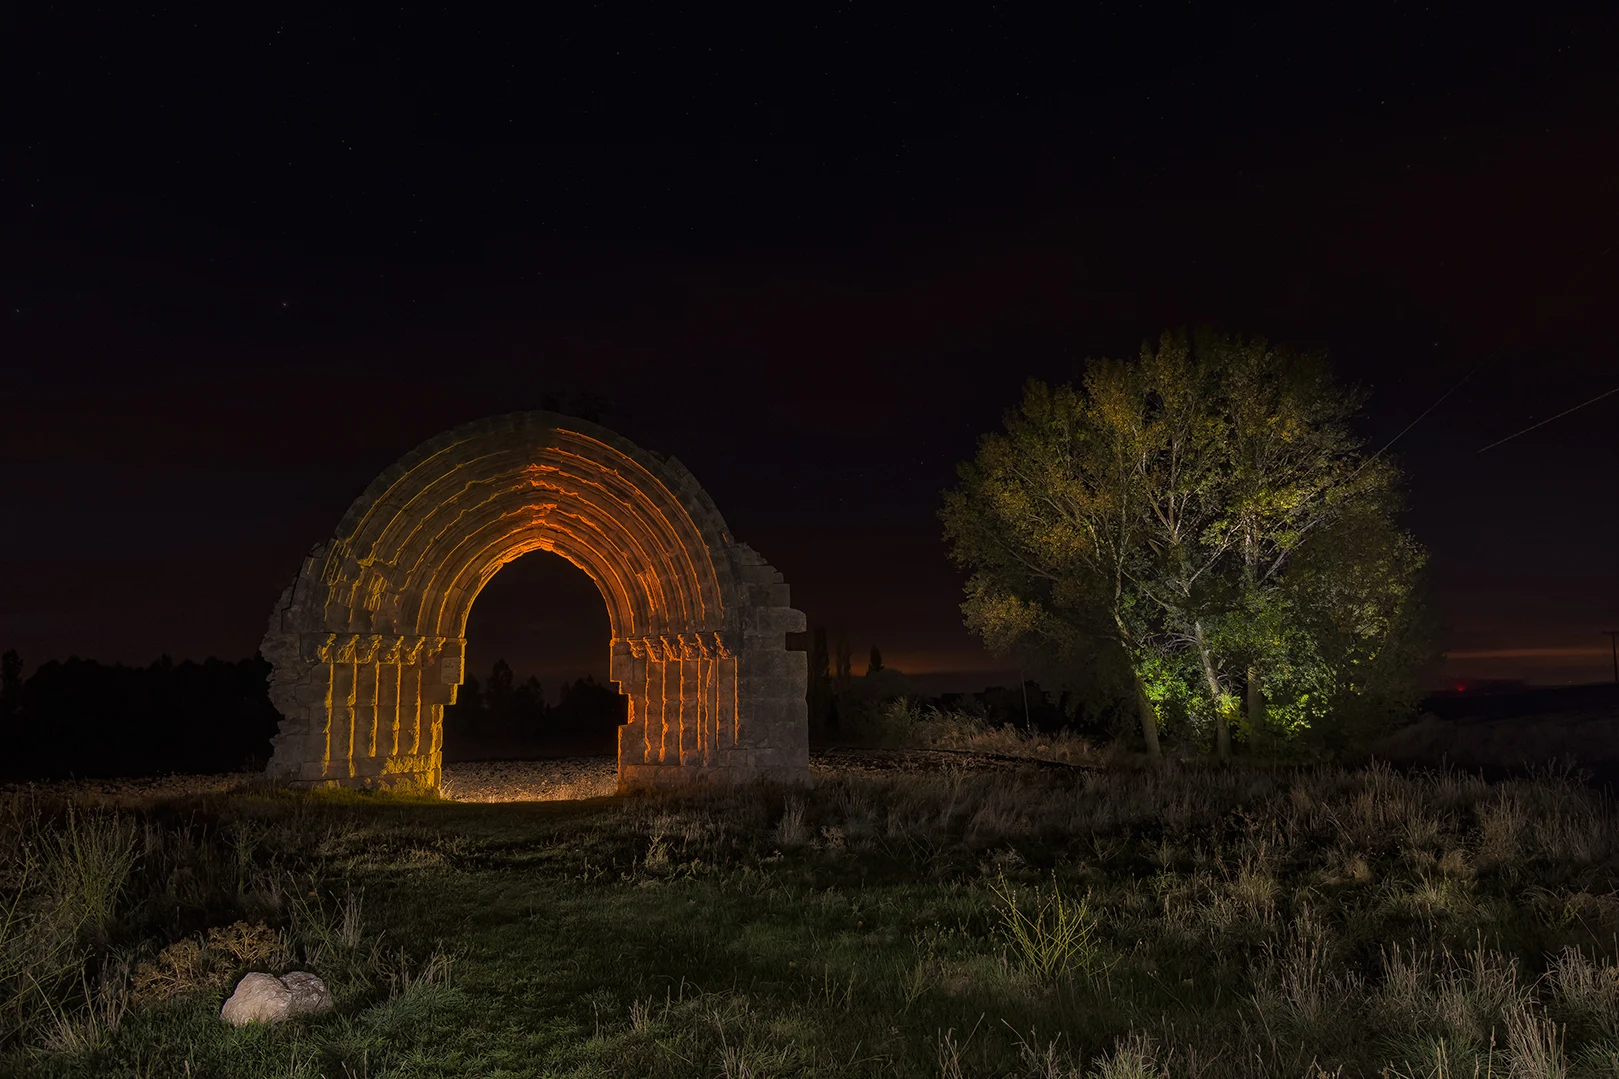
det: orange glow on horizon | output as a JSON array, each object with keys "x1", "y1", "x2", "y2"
[
  {"x1": 1444, "y1": 647, "x2": 1612, "y2": 660},
  {"x1": 839, "y1": 651, "x2": 1018, "y2": 678}
]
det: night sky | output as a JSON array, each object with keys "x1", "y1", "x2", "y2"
[{"x1": 4, "y1": 7, "x2": 1617, "y2": 693}]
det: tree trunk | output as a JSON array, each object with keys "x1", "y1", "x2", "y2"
[
  {"x1": 1192, "y1": 619, "x2": 1231, "y2": 761},
  {"x1": 1246, "y1": 665, "x2": 1265, "y2": 738},
  {"x1": 1113, "y1": 618, "x2": 1162, "y2": 762},
  {"x1": 1134, "y1": 674, "x2": 1162, "y2": 761}
]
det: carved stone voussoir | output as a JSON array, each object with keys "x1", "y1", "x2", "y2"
[{"x1": 262, "y1": 412, "x2": 808, "y2": 792}]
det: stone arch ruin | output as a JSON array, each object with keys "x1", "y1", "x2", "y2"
[{"x1": 261, "y1": 412, "x2": 808, "y2": 791}]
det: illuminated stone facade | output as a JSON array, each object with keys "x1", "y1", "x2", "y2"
[{"x1": 261, "y1": 412, "x2": 808, "y2": 791}]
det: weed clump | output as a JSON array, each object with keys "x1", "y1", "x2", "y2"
[{"x1": 989, "y1": 875, "x2": 1107, "y2": 983}]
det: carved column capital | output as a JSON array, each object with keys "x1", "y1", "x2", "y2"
[
  {"x1": 331, "y1": 634, "x2": 359, "y2": 663},
  {"x1": 354, "y1": 634, "x2": 385, "y2": 664}
]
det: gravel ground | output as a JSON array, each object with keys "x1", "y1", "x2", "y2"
[{"x1": 441, "y1": 757, "x2": 619, "y2": 802}]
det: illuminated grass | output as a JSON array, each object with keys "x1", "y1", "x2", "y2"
[{"x1": 4, "y1": 763, "x2": 1619, "y2": 1077}]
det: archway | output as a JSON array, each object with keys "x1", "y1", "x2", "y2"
[
  {"x1": 443, "y1": 551, "x2": 621, "y2": 764},
  {"x1": 260, "y1": 412, "x2": 808, "y2": 791}
]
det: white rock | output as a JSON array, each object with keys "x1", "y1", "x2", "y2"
[
  {"x1": 220, "y1": 972, "x2": 292, "y2": 1026},
  {"x1": 219, "y1": 971, "x2": 333, "y2": 1025},
  {"x1": 280, "y1": 971, "x2": 333, "y2": 1016}
]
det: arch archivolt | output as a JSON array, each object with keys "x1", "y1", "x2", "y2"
[{"x1": 261, "y1": 414, "x2": 807, "y2": 791}]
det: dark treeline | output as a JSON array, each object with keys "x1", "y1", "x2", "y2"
[
  {"x1": 800, "y1": 626, "x2": 1131, "y2": 744},
  {"x1": 932, "y1": 682, "x2": 1112, "y2": 738},
  {"x1": 0, "y1": 648, "x2": 632, "y2": 779},
  {"x1": 0, "y1": 651, "x2": 281, "y2": 780},
  {"x1": 442, "y1": 659, "x2": 626, "y2": 761},
  {"x1": 0, "y1": 639, "x2": 1150, "y2": 780}
]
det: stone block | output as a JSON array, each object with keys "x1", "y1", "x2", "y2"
[
  {"x1": 744, "y1": 607, "x2": 807, "y2": 638},
  {"x1": 746, "y1": 582, "x2": 791, "y2": 607},
  {"x1": 219, "y1": 971, "x2": 332, "y2": 1026},
  {"x1": 738, "y1": 648, "x2": 805, "y2": 680},
  {"x1": 281, "y1": 972, "x2": 333, "y2": 1016},
  {"x1": 220, "y1": 973, "x2": 289, "y2": 1025}
]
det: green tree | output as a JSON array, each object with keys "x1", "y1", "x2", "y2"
[
  {"x1": 943, "y1": 331, "x2": 1428, "y2": 757},
  {"x1": 941, "y1": 376, "x2": 1167, "y2": 756},
  {"x1": 1204, "y1": 337, "x2": 1397, "y2": 743},
  {"x1": 1262, "y1": 490, "x2": 1433, "y2": 745},
  {"x1": 1106, "y1": 339, "x2": 1246, "y2": 757}
]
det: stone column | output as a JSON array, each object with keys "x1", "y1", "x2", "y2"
[
  {"x1": 675, "y1": 635, "x2": 701, "y2": 766},
  {"x1": 695, "y1": 634, "x2": 713, "y2": 766},
  {"x1": 353, "y1": 635, "x2": 382, "y2": 761},
  {"x1": 401, "y1": 637, "x2": 426, "y2": 757},
  {"x1": 378, "y1": 639, "x2": 402, "y2": 757},
  {"x1": 646, "y1": 649, "x2": 667, "y2": 763}
]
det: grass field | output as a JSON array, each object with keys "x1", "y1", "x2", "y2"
[{"x1": 5, "y1": 755, "x2": 1619, "y2": 1078}]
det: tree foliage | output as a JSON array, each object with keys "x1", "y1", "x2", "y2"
[{"x1": 942, "y1": 331, "x2": 1430, "y2": 755}]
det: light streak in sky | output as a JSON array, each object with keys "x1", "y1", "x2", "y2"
[{"x1": 1478, "y1": 384, "x2": 1619, "y2": 453}]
